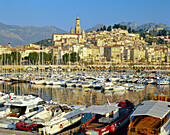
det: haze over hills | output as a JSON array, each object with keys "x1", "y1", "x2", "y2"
[
  {"x1": 0, "y1": 22, "x2": 170, "y2": 47},
  {"x1": 0, "y1": 22, "x2": 66, "y2": 46},
  {"x1": 86, "y1": 22, "x2": 170, "y2": 32},
  {"x1": 85, "y1": 24, "x2": 104, "y2": 33},
  {"x1": 120, "y1": 22, "x2": 170, "y2": 31}
]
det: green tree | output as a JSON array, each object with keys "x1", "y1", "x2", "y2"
[
  {"x1": 33, "y1": 39, "x2": 52, "y2": 47},
  {"x1": 62, "y1": 53, "x2": 69, "y2": 64},
  {"x1": 139, "y1": 29, "x2": 144, "y2": 33},
  {"x1": 132, "y1": 29, "x2": 135, "y2": 33},
  {"x1": 70, "y1": 52, "x2": 80, "y2": 63},
  {"x1": 28, "y1": 52, "x2": 38, "y2": 65},
  {"x1": 107, "y1": 25, "x2": 112, "y2": 31},
  {"x1": 157, "y1": 29, "x2": 167, "y2": 36},
  {"x1": 123, "y1": 25, "x2": 127, "y2": 30},
  {"x1": 113, "y1": 24, "x2": 118, "y2": 29},
  {"x1": 103, "y1": 25, "x2": 107, "y2": 31},
  {"x1": 11, "y1": 51, "x2": 21, "y2": 64},
  {"x1": 118, "y1": 24, "x2": 121, "y2": 28},
  {"x1": 140, "y1": 33, "x2": 146, "y2": 38},
  {"x1": 128, "y1": 27, "x2": 132, "y2": 33},
  {"x1": 2, "y1": 53, "x2": 11, "y2": 65}
]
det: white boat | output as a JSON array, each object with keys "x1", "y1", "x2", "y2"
[
  {"x1": 0, "y1": 75, "x2": 5, "y2": 81},
  {"x1": 146, "y1": 79, "x2": 156, "y2": 84},
  {"x1": 32, "y1": 79, "x2": 46, "y2": 85},
  {"x1": 133, "y1": 85, "x2": 145, "y2": 92},
  {"x1": 0, "y1": 93, "x2": 45, "y2": 128},
  {"x1": 123, "y1": 83, "x2": 134, "y2": 90},
  {"x1": 63, "y1": 79, "x2": 78, "y2": 87},
  {"x1": 113, "y1": 85, "x2": 127, "y2": 95},
  {"x1": 52, "y1": 80, "x2": 63, "y2": 86},
  {"x1": 157, "y1": 79, "x2": 169, "y2": 85},
  {"x1": 79, "y1": 81, "x2": 93, "y2": 88},
  {"x1": 38, "y1": 104, "x2": 85, "y2": 135},
  {"x1": 92, "y1": 81, "x2": 103, "y2": 90},
  {"x1": 104, "y1": 82, "x2": 114, "y2": 90},
  {"x1": 45, "y1": 80, "x2": 54, "y2": 85}
]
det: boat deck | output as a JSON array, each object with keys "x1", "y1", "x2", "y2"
[
  {"x1": 86, "y1": 122, "x2": 103, "y2": 127},
  {"x1": 128, "y1": 116, "x2": 161, "y2": 135},
  {"x1": 135, "y1": 116, "x2": 160, "y2": 129}
]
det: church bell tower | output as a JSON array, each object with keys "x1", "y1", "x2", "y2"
[{"x1": 75, "y1": 15, "x2": 81, "y2": 34}]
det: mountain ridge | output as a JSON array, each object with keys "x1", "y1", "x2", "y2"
[
  {"x1": 0, "y1": 22, "x2": 169, "y2": 47},
  {"x1": 120, "y1": 22, "x2": 170, "y2": 31},
  {"x1": 0, "y1": 22, "x2": 66, "y2": 46},
  {"x1": 86, "y1": 22, "x2": 170, "y2": 32}
]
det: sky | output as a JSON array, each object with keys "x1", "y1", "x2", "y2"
[{"x1": 0, "y1": 0, "x2": 170, "y2": 31}]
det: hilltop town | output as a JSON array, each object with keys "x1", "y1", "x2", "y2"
[{"x1": 0, "y1": 15, "x2": 169, "y2": 69}]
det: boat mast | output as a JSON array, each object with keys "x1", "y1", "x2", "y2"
[{"x1": 39, "y1": 45, "x2": 41, "y2": 78}]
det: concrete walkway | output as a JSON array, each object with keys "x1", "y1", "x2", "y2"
[{"x1": 0, "y1": 128, "x2": 39, "y2": 135}]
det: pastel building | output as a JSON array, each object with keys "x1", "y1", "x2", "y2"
[{"x1": 52, "y1": 15, "x2": 86, "y2": 46}]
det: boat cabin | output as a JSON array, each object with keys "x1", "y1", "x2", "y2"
[
  {"x1": 4, "y1": 94, "x2": 44, "y2": 118},
  {"x1": 83, "y1": 104, "x2": 119, "y2": 127},
  {"x1": 128, "y1": 101, "x2": 170, "y2": 135}
]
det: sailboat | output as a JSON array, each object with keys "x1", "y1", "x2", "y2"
[{"x1": 32, "y1": 45, "x2": 46, "y2": 85}]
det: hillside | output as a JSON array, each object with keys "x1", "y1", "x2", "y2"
[
  {"x1": 120, "y1": 22, "x2": 170, "y2": 31},
  {"x1": 85, "y1": 24, "x2": 104, "y2": 32},
  {"x1": 120, "y1": 22, "x2": 138, "y2": 30},
  {"x1": 0, "y1": 22, "x2": 66, "y2": 46}
]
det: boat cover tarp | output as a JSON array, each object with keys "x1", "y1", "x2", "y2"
[
  {"x1": 63, "y1": 109, "x2": 83, "y2": 119},
  {"x1": 83, "y1": 104, "x2": 119, "y2": 115},
  {"x1": 131, "y1": 101, "x2": 170, "y2": 119}
]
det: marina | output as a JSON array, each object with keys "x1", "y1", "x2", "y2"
[
  {"x1": 0, "y1": 70, "x2": 169, "y2": 135},
  {"x1": 0, "y1": 0, "x2": 170, "y2": 134}
]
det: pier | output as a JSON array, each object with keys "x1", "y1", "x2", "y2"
[{"x1": 1, "y1": 64, "x2": 170, "y2": 71}]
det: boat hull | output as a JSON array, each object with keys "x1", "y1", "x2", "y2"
[
  {"x1": 40, "y1": 115, "x2": 83, "y2": 135},
  {"x1": 81, "y1": 101, "x2": 134, "y2": 135},
  {"x1": 16, "y1": 122, "x2": 44, "y2": 131}
]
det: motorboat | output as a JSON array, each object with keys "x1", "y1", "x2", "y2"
[
  {"x1": 0, "y1": 93, "x2": 45, "y2": 128},
  {"x1": 81, "y1": 100, "x2": 135, "y2": 135},
  {"x1": 103, "y1": 82, "x2": 114, "y2": 90},
  {"x1": 37, "y1": 104, "x2": 85, "y2": 135},
  {"x1": 113, "y1": 85, "x2": 127, "y2": 95}
]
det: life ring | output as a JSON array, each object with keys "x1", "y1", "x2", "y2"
[{"x1": 60, "y1": 124, "x2": 63, "y2": 128}]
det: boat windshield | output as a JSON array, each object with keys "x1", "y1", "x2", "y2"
[
  {"x1": 11, "y1": 105, "x2": 26, "y2": 115},
  {"x1": 0, "y1": 104, "x2": 5, "y2": 108}
]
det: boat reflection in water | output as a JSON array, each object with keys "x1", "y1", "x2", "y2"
[{"x1": 0, "y1": 82, "x2": 169, "y2": 134}]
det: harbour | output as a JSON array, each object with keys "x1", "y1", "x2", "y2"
[
  {"x1": 0, "y1": 0, "x2": 170, "y2": 134},
  {"x1": 0, "y1": 70, "x2": 169, "y2": 135}
]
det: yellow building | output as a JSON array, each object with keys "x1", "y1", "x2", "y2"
[
  {"x1": 52, "y1": 15, "x2": 85, "y2": 46},
  {"x1": 154, "y1": 27, "x2": 164, "y2": 32},
  {"x1": 130, "y1": 48, "x2": 146, "y2": 63},
  {"x1": 75, "y1": 15, "x2": 81, "y2": 34},
  {"x1": 104, "y1": 46, "x2": 123, "y2": 63}
]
